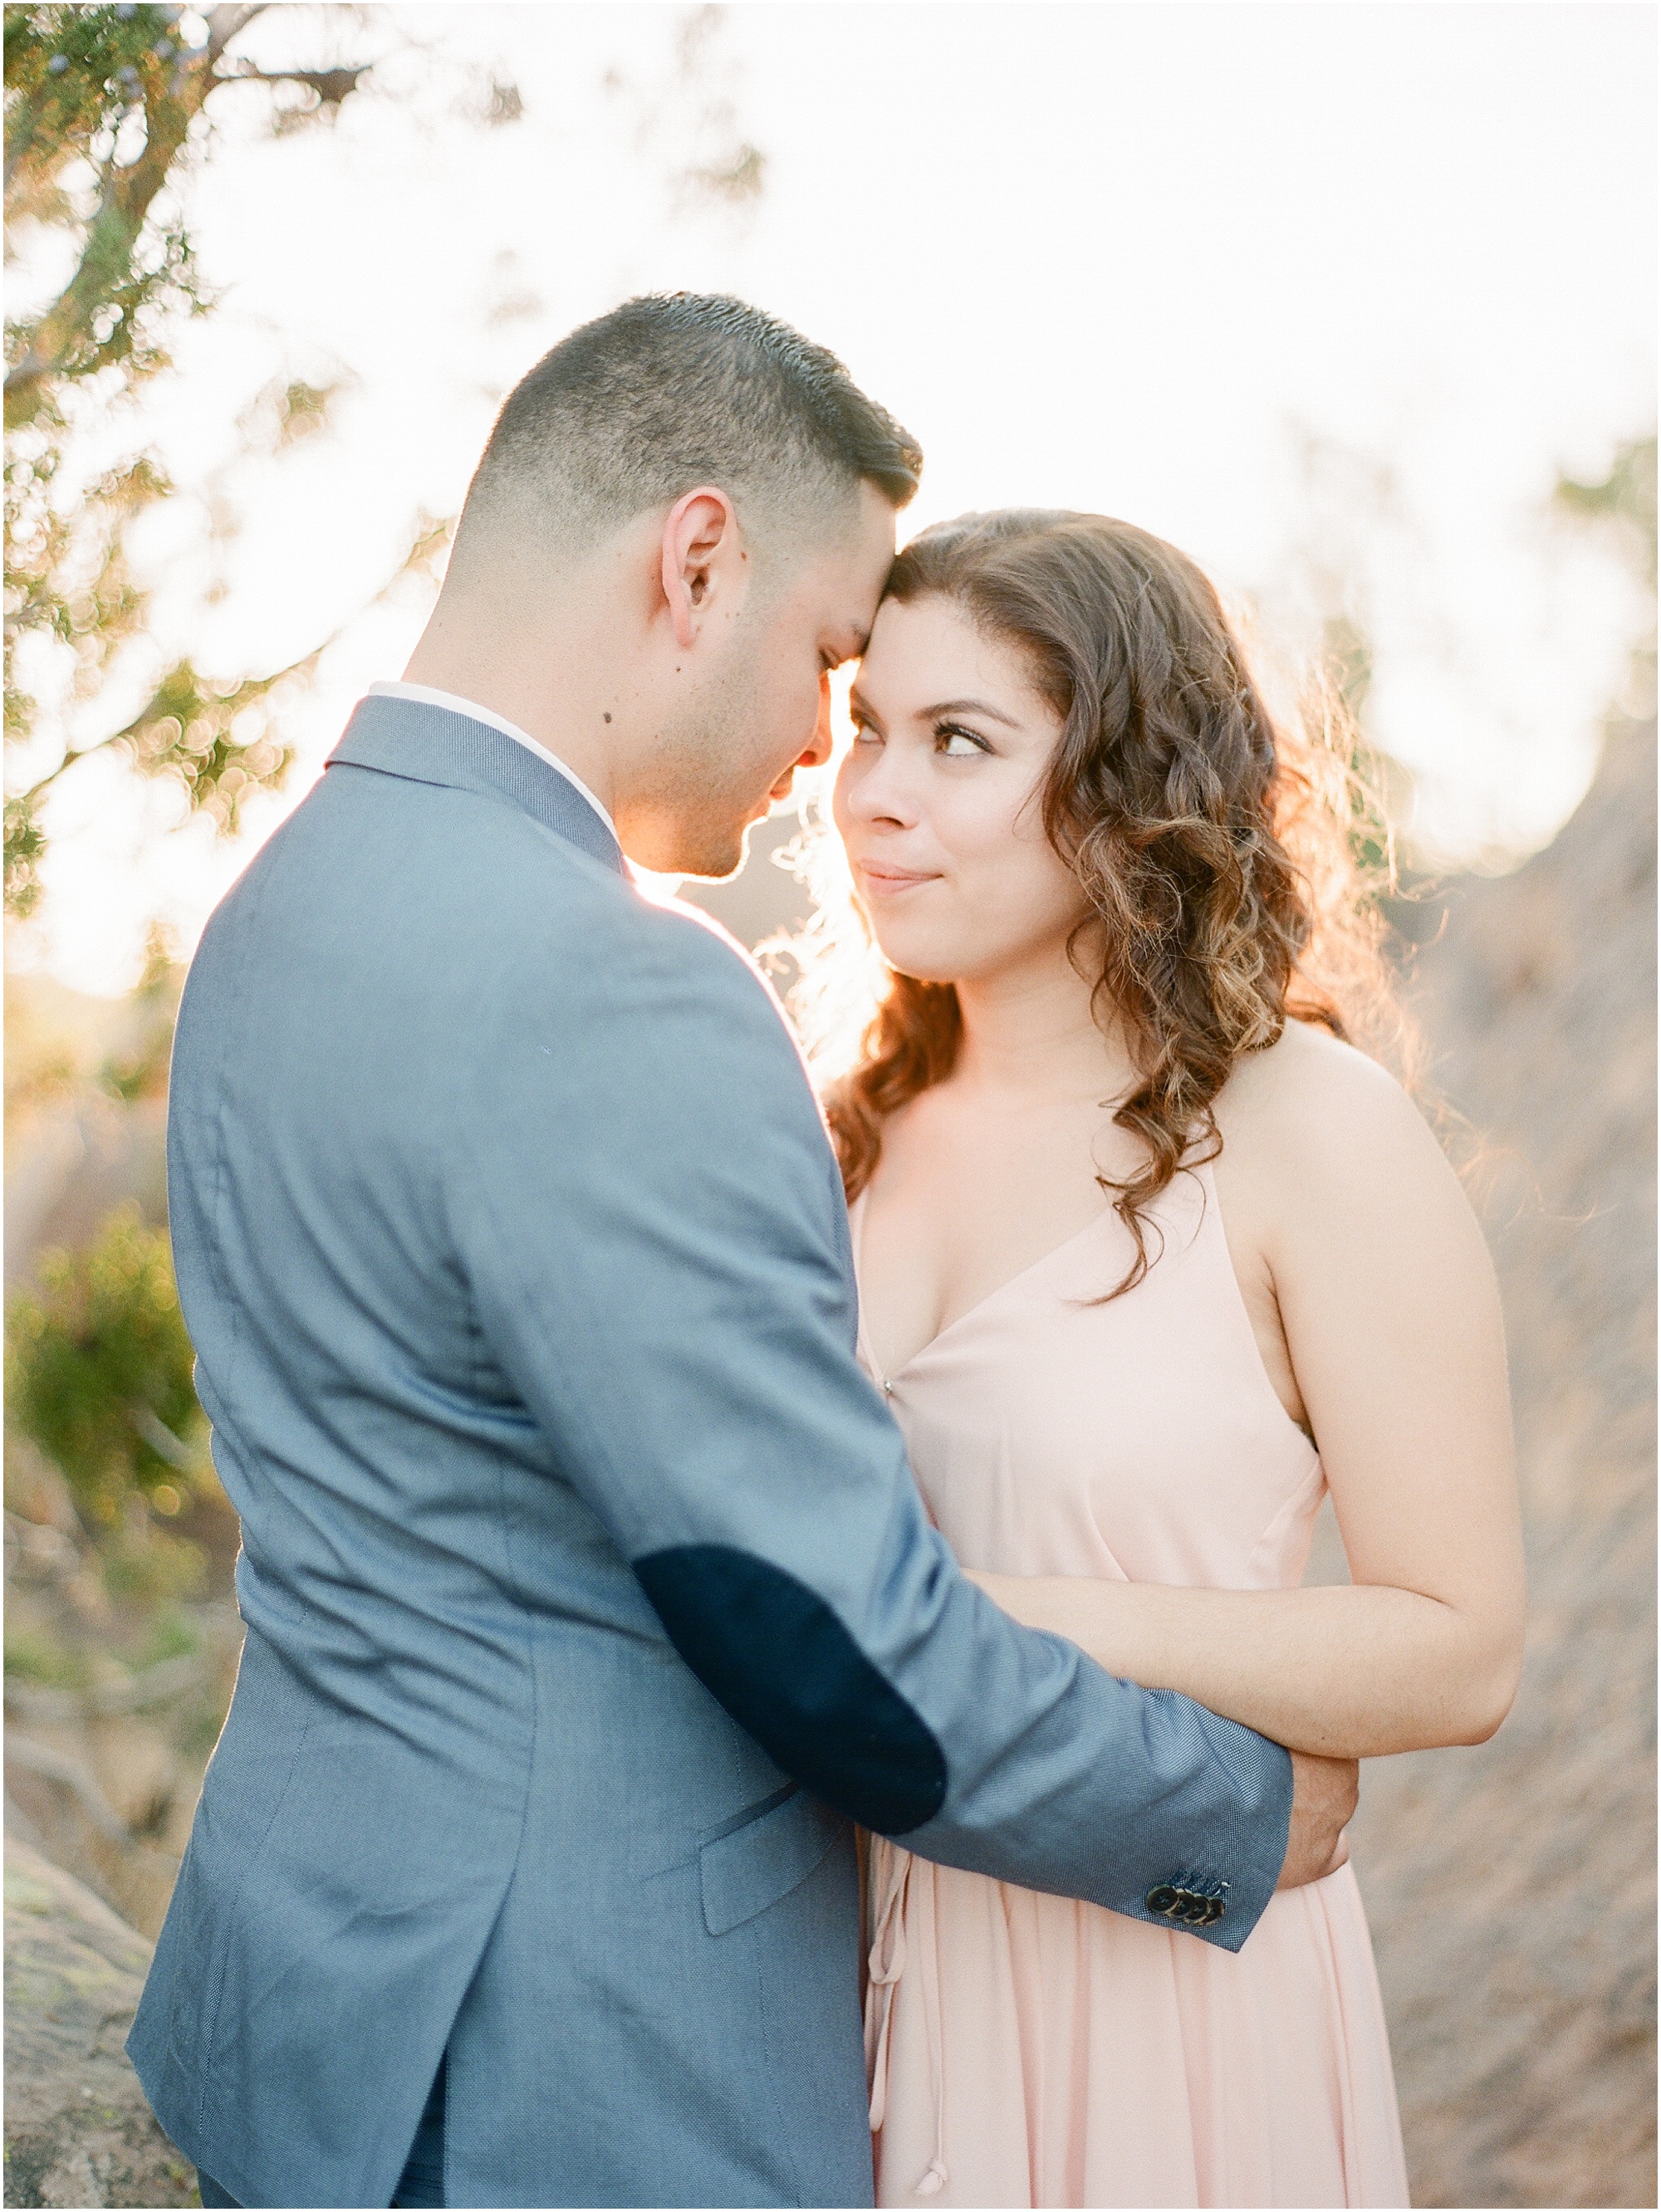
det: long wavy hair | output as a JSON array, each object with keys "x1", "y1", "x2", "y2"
[{"x1": 797, "y1": 509, "x2": 1407, "y2": 1298}]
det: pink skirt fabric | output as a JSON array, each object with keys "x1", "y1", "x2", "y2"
[{"x1": 866, "y1": 1843, "x2": 1408, "y2": 2209}]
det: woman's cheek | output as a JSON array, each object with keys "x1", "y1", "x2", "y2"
[{"x1": 830, "y1": 761, "x2": 857, "y2": 835}]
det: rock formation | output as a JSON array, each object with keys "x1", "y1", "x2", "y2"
[
  {"x1": 1338, "y1": 705, "x2": 1656, "y2": 2207},
  {"x1": 3, "y1": 1837, "x2": 194, "y2": 2209}
]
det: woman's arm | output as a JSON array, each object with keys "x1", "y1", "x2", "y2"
[
  {"x1": 963, "y1": 1577, "x2": 1510, "y2": 1759},
  {"x1": 968, "y1": 1030, "x2": 1526, "y2": 1761}
]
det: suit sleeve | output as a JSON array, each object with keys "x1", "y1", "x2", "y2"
[{"x1": 452, "y1": 900, "x2": 1292, "y2": 1950}]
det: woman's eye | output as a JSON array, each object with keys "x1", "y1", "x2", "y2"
[
  {"x1": 936, "y1": 725, "x2": 987, "y2": 758},
  {"x1": 850, "y1": 719, "x2": 880, "y2": 746}
]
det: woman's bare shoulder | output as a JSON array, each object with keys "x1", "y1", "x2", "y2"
[{"x1": 1214, "y1": 1018, "x2": 1449, "y2": 1197}]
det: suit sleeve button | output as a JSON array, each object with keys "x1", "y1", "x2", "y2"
[{"x1": 1145, "y1": 1884, "x2": 1179, "y2": 1916}]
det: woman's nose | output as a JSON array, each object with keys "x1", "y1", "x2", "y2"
[{"x1": 840, "y1": 746, "x2": 919, "y2": 829}]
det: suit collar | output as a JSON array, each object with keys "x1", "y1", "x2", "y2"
[{"x1": 328, "y1": 693, "x2": 627, "y2": 876}]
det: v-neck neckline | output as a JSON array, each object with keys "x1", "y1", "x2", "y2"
[{"x1": 852, "y1": 1190, "x2": 1115, "y2": 1393}]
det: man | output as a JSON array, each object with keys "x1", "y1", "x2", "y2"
[{"x1": 130, "y1": 295, "x2": 1355, "y2": 2210}]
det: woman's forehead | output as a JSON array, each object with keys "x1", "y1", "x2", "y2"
[{"x1": 860, "y1": 595, "x2": 1048, "y2": 712}]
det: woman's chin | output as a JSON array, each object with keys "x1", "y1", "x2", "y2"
[{"x1": 870, "y1": 937, "x2": 968, "y2": 989}]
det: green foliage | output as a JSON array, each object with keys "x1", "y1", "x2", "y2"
[
  {"x1": 2, "y1": 3, "x2": 385, "y2": 916},
  {"x1": 100, "y1": 1510, "x2": 206, "y2": 1606},
  {"x1": 1320, "y1": 610, "x2": 1373, "y2": 725},
  {"x1": 5, "y1": 438, "x2": 182, "y2": 910},
  {"x1": 5, "y1": 5, "x2": 212, "y2": 412},
  {"x1": 1555, "y1": 436, "x2": 1658, "y2": 751},
  {"x1": 2, "y1": 1618, "x2": 91, "y2": 1687},
  {"x1": 6, "y1": 7, "x2": 218, "y2": 842},
  {"x1": 1344, "y1": 753, "x2": 1397, "y2": 888},
  {"x1": 88, "y1": 923, "x2": 184, "y2": 1101},
  {"x1": 114, "y1": 653, "x2": 299, "y2": 833},
  {"x1": 135, "y1": 1605, "x2": 200, "y2": 1666},
  {"x1": 3, "y1": 790, "x2": 49, "y2": 915},
  {"x1": 1310, "y1": 609, "x2": 1399, "y2": 884},
  {"x1": 1556, "y1": 435, "x2": 1658, "y2": 595},
  {"x1": 6, "y1": 1203, "x2": 208, "y2": 1531}
]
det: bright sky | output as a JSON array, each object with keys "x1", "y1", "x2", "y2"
[{"x1": 16, "y1": 0, "x2": 1656, "y2": 995}]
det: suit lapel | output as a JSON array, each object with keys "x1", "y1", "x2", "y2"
[{"x1": 328, "y1": 695, "x2": 627, "y2": 876}]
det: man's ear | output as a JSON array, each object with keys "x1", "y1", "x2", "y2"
[{"x1": 659, "y1": 487, "x2": 740, "y2": 651}]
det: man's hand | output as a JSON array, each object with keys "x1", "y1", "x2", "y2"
[{"x1": 1276, "y1": 1750, "x2": 1359, "y2": 1889}]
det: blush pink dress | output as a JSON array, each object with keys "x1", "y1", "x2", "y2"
[{"x1": 855, "y1": 1162, "x2": 1409, "y2": 2209}]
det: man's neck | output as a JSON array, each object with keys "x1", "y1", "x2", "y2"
[{"x1": 403, "y1": 601, "x2": 622, "y2": 818}]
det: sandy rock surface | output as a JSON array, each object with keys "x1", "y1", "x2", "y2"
[
  {"x1": 1334, "y1": 710, "x2": 1657, "y2": 2208},
  {"x1": 3, "y1": 1837, "x2": 197, "y2": 2210}
]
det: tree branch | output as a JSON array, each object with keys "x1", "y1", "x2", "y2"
[
  {"x1": 215, "y1": 63, "x2": 371, "y2": 107},
  {"x1": 204, "y1": 4, "x2": 269, "y2": 69},
  {"x1": 3, "y1": 7, "x2": 378, "y2": 423},
  {"x1": 5, "y1": 66, "x2": 211, "y2": 415}
]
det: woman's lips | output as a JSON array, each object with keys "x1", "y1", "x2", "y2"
[{"x1": 855, "y1": 860, "x2": 941, "y2": 897}]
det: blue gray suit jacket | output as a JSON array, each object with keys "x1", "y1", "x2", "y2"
[{"x1": 128, "y1": 693, "x2": 1293, "y2": 2210}]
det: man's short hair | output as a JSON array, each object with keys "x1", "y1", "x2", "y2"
[{"x1": 459, "y1": 293, "x2": 922, "y2": 559}]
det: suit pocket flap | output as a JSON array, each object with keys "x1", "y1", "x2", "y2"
[{"x1": 699, "y1": 1786, "x2": 843, "y2": 1936}]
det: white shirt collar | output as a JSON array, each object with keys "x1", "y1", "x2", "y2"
[{"x1": 365, "y1": 681, "x2": 616, "y2": 837}]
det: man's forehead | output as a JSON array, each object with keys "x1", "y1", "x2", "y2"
[
  {"x1": 852, "y1": 479, "x2": 900, "y2": 570},
  {"x1": 821, "y1": 488, "x2": 898, "y2": 629}
]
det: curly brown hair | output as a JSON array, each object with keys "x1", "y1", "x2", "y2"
[{"x1": 816, "y1": 508, "x2": 1404, "y2": 1297}]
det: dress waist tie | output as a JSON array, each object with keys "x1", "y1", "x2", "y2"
[{"x1": 865, "y1": 1837, "x2": 948, "y2": 2198}]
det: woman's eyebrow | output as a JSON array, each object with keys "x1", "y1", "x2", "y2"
[
  {"x1": 847, "y1": 690, "x2": 1023, "y2": 732},
  {"x1": 919, "y1": 695, "x2": 1022, "y2": 729}
]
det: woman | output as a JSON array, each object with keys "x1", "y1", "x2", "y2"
[{"x1": 816, "y1": 511, "x2": 1525, "y2": 2208}]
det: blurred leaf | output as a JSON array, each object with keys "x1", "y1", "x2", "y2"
[
  {"x1": 2, "y1": 1620, "x2": 91, "y2": 1688},
  {"x1": 6, "y1": 1202, "x2": 208, "y2": 1530},
  {"x1": 111, "y1": 652, "x2": 300, "y2": 832},
  {"x1": 136, "y1": 1606, "x2": 200, "y2": 1667},
  {"x1": 100, "y1": 1514, "x2": 206, "y2": 1605},
  {"x1": 1554, "y1": 435, "x2": 1658, "y2": 595},
  {"x1": 2, "y1": 2, "x2": 382, "y2": 913},
  {"x1": 684, "y1": 140, "x2": 764, "y2": 205},
  {"x1": 96, "y1": 926, "x2": 182, "y2": 1101},
  {"x1": 236, "y1": 372, "x2": 350, "y2": 453},
  {"x1": 4, "y1": 790, "x2": 47, "y2": 915},
  {"x1": 1320, "y1": 610, "x2": 1373, "y2": 725}
]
